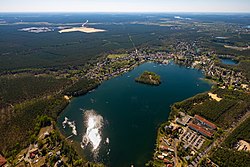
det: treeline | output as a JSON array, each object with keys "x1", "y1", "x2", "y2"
[
  {"x1": 0, "y1": 74, "x2": 70, "y2": 107},
  {"x1": 238, "y1": 60, "x2": 250, "y2": 81},
  {"x1": 64, "y1": 78, "x2": 100, "y2": 97},
  {"x1": 210, "y1": 148, "x2": 250, "y2": 167},
  {"x1": 173, "y1": 93, "x2": 209, "y2": 113}
]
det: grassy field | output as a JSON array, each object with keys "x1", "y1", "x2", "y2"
[{"x1": 107, "y1": 53, "x2": 129, "y2": 59}]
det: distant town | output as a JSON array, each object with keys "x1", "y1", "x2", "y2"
[{"x1": 80, "y1": 41, "x2": 249, "y2": 92}]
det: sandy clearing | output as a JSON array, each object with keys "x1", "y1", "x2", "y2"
[
  {"x1": 64, "y1": 95, "x2": 70, "y2": 100},
  {"x1": 59, "y1": 27, "x2": 106, "y2": 33},
  {"x1": 208, "y1": 93, "x2": 222, "y2": 102},
  {"x1": 238, "y1": 140, "x2": 250, "y2": 152}
]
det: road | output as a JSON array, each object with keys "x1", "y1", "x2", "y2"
[
  {"x1": 174, "y1": 139, "x2": 178, "y2": 167},
  {"x1": 212, "y1": 110, "x2": 250, "y2": 152},
  {"x1": 128, "y1": 34, "x2": 138, "y2": 56}
]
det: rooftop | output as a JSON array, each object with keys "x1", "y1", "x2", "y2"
[
  {"x1": 194, "y1": 115, "x2": 217, "y2": 129},
  {"x1": 188, "y1": 122, "x2": 213, "y2": 138},
  {"x1": 0, "y1": 156, "x2": 7, "y2": 167},
  {"x1": 176, "y1": 115, "x2": 191, "y2": 126}
]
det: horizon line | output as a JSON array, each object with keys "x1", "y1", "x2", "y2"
[{"x1": 1, "y1": 11, "x2": 250, "y2": 14}]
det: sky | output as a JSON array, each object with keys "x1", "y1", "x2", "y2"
[{"x1": 1, "y1": 0, "x2": 250, "y2": 13}]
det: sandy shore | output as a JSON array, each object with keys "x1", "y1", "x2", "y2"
[{"x1": 59, "y1": 27, "x2": 106, "y2": 33}]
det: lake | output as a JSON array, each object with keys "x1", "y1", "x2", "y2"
[
  {"x1": 57, "y1": 62, "x2": 211, "y2": 167},
  {"x1": 220, "y1": 58, "x2": 238, "y2": 65}
]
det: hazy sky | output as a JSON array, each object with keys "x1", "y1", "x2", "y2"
[{"x1": 1, "y1": 0, "x2": 250, "y2": 13}]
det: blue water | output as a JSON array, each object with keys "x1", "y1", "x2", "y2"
[
  {"x1": 58, "y1": 62, "x2": 211, "y2": 167},
  {"x1": 220, "y1": 58, "x2": 238, "y2": 65}
]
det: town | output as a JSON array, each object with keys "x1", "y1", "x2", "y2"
[
  {"x1": 81, "y1": 41, "x2": 249, "y2": 92},
  {"x1": 148, "y1": 111, "x2": 219, "y2": 167}
]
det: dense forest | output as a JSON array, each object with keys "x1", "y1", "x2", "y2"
[
  {"x1": 0, "y1": 76, "x2": 99, "y2": 159},
  {"x1": 64, "y1": 78, "x2": 100, "y2": 96},
  {"x1": 211, "y1": 148, "x2": 250, "y2": 167},
  {"x1": 0, "y1": 95, "x2": 68, "y2": 155},
  {"x1": 135, "y1": 71, "x2": 161, "y2": 85},
  {"x1": 223, "y1": 117, "x2": 250, "y2": 148},
  {"x1": 0, "y1": 74, "x2": 70, "y2": 107},
  {"x1": 210, "y1": 117, "x2": 250, "y2": 167}
]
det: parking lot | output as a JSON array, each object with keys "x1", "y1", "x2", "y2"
[{"x1": 181, "y1": 129, "x2": 205, "y2": 150}]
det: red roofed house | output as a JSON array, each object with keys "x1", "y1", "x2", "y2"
[
  {"x1": 188, "y1": 123, "x2": 213, "y2": 138},
  {"x1": 167, "y1": 164, "x2": 173, "y2": 167},
  {"x1": 160, "y1": 145, "x2": 168, "y2": 151},
  {"x1": 194, "y1": 115, "x2": 217, "y2": 130},
  {"x1": 29, "y1": 148, "x2": 38, "y2": 159},
  {"x1": 0, "y1": 155, "x2": 7, "y2": 167},
  {"x1": 163, "y1": 158, "x2": 170, "y2": 164}
]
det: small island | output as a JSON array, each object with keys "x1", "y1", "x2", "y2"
[{"x1": 135, "y1": 71, "x2": 161, "y2": 86}]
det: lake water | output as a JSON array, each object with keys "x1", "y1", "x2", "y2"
[
  {"x1": 57, "y1": 62, "x2": 211, "y2": 167},
  {"x1": 220, "y1": 58, "x2": 238, "y2": 65}
]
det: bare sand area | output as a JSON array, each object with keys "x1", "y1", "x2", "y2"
[
  {"x1": 59, "y1": 27, "x2": 106, "y2": 33},
  {"x1": 238, "y1": 140, "x2": 250, "y2": 152},
  {"x1": 208, "y1": 92, "x2": 222, "y2": 102}
]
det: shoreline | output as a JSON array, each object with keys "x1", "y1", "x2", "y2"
[
  {"x1": 56, "y1": 61, "x2": 212, "y2": 165},
  {"x1": 54, "y1": 47, "x2": 248, "y2": 166},
  {"x1": 200, "y1": 78, "x2": 217, "y2": 86}
]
